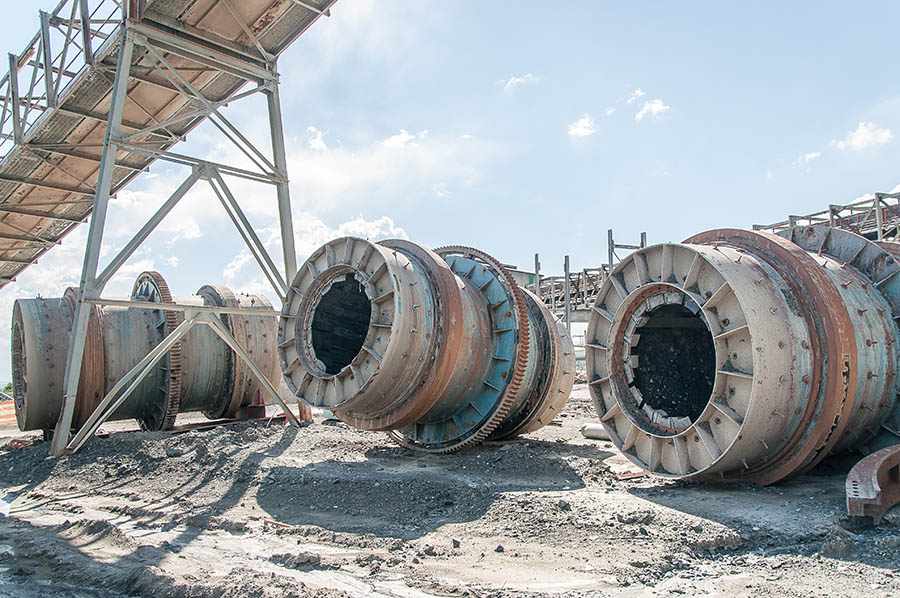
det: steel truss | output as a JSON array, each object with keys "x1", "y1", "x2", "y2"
[
  {"x1": 48, "y1": 5, "x2": 310, "y2": 455},
  {"x1": 754, "y1": 191, "x2": 900, "y2": 242}
]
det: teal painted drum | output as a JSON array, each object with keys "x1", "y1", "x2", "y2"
[{"x1": 278, "y1": 238, "x2": 576, "y2": 453}]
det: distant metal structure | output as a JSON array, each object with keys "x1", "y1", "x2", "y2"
[
  {"x1": 754, "y1": 191, "x2": 900, "y2": 241},
  {"x1": 0, "y1": 0, "x2": 337, "y2": 454},
  {"x1": 535, "y1": 229, "x2": 647, "y2": 325}
]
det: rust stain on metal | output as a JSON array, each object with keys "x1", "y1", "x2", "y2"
[{"x1": 847, "y1": 445, "x2": 900, "y2": 522}]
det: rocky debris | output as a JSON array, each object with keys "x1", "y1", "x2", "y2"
[
  {"x1": 0, "y1": 386, "x2": 896, "y2": 597},
  {"x1": 616, "y1": 510, "x2": 655, "y2": 525},
  {"x1": 271, "y1": 551, "x2": 323, "y2": 568},
  {"x1": 821, "y1": 527, "x2": 856, "y2": 558}
]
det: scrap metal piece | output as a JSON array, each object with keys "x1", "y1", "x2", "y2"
[
  {"x1": 847, "y1": 445, "x2": 900, "y2": 522},
  {"x1": 581, "y1": 422, "x2": 610, "y2": 441}
]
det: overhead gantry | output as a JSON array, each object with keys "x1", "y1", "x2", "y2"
[{"x1": 0, "y1": 0, "x2": 337, "y2": 454}]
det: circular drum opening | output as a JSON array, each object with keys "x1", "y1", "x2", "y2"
[
  {"x1": 631, "y1": 304, "x2": 715, "y2": 427},
  {"x1": 11, "y1": 318, "x2": 26, "y2": 412},
  {"x1": 310, "y1": 275, "x2": 372, "y2": 375}
]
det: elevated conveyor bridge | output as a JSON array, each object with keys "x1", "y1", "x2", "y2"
[
  {"x1": 0, "y1": 0, "x2": 332, "y2": 286},
  {"x1": 0, "y1": 0, "x2": 337, "y2": 454}
]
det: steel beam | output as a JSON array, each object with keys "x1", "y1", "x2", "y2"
[
  {"x1": 85, "y1": 297, "x2": 279, "y2": 317},
  {"x1": 52, "y1": 31, "x2": 134, "y2": 456},
  {"x1": 0, "y1": 173, "x2": 93, "y2": 195},
  {"x1": 95, "y1": 167, "x2": 203, "y2": 288},
  {"x1": 66, "y1": 312, "x2": 202, "y2": 453},
  {"x1": 267, "y1": 81, "x2": 297, "y2": 283},
  {"x1": 8, "y1": 54, "x2": 22, "y2": 145},
  {"x1": 128, "y1": 20, "x2": 275, "y2": 84},
  {"x1": 78, "y1": 0, "x2": 93, "y2": 65},
  {"x1": 27, "y1": 144, "x2": 148, "y2": 173},
  {"x1": 0, "y1": 204, "x2": 83, "y2": 222},
  {"x1": 116, "y1": 141, "x2": 282, "y2": 184},
  {"x1": 0, "y1": 231, "x2": 54, "y2": 245},
  {"x1": 203, "y1": 312, "x2": 301, "y2": 428},
  {"x1": 208, "y1": 170, "x2": 287, "y2": 299},
  {"x1": 40, "y1": 11, "x2": 56, "y2": 108}
]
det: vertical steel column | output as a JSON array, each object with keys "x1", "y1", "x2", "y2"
[
  {"x1": 7, "y1": 54, "x2": 21, "y2": 146},
  {"x1": 51, "y1": 31, "x2": 135, "y2": 455},
  {"x1": 563, "y1": 254, "x2": 571, "y2": 335},
  {"x1": 40, "y1": 11, "x2": 56, "y2": 108},
  {"x1": 640, "y1": 231, "x2": 647, "y2": 248},
  {"x1": 534, "y1": 253, "x2": 541, "y2": 296},
  {"x1": 79, "y1": 0, "x2": 94, "y2": 65},
  {"x1": 876, "y1": 199, "x2": 884, "y2": 241},
  {"x1": 607, "y1": 229, "x2": 614, "y2": 273},
  {"x1": 265, "y1": 75, "x2": 297, "y2": 284}
]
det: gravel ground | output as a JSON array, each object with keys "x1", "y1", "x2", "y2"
[{"x1": 0, "y1": 384, "x2": 897, "y2": 597}]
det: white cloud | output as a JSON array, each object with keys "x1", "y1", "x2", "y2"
[
  {"x1": 305, "y1": 126, "x2": 327, "y2": 151},
  {"x1": 432, "y1": 183, "x2": 451, "y2": 198},
  {"x1": 498, "y1": 73, "x2": 539, "y2": 90},
  {"x1": 285, "y1": 128, "x2": 492, "y2": 218},
  {"x1": 793, "y1": 151, "x2": 821, "y2": 166},
  {"x1": 834, "y1": 121, "x2": 893, "y2": 151},
  {"x1": 635, "y1": 99, "x2": 671, "y2": 121},
  {"x1": 568, "y1": 114, "x2": 597, "y2": 138},
  {"x1": 626, "y1": 88, "x2": 646, "y2": 104},
  {"x1": 604, "y1": 107, "x2": 615, "y2": 117},
  {"x1": 382, "y1": 129, "x2": 428, "y2": 149}
]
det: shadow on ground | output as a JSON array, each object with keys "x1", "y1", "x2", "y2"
[
  {"x1": 257, "y1": 440, "x2": 594, "y2": 540},
  {"x1": 626, "y1": 457, "x2": 900, "y2": 571}
]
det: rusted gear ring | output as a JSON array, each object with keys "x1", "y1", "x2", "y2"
[
  {"x1": 131, "y1": 271, "x2": 182, "y2": 431},
  {"x1": 385, "y1": 245, "x2": 532, "y2": 452}
]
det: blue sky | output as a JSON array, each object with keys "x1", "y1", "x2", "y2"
[{"x1": 1, "y1": 1, "x2": 899, "y2": 381}]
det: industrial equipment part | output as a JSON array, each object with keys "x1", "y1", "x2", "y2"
[
  {"x1": 278, "y1": 238, "x2": 576, "y2": 452},
  {"x1": 846, "y1": 445, "x2": 900, "y2": 522},
  {"x1": 12, "y1": 271, "x2": 279, "y2": 433},
  {"x1": 581, "y1": 422, "x2": 610, "y2": 441},
  {"x1": 586, "y1": 226, "x2": 900, "y2": 484},
  {"x1": 0, "y1": 1, "x2": 335, "y2": 455}
]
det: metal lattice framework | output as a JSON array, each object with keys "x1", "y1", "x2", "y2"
[
  {"x1": 0, "y1": 0, "x2": 337, "y2": 454},
  {"x1": 534, "y1": 230, "x2": 647, "y2": 325},
  {"x1": 754, "y1": 191, "x2": 900, "y2": 241}
]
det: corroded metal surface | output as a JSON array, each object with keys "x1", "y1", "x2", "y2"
[
  {"x1": 131, "y1": 271, "x2": 182, "y2": 431},
  {"x1": 847, "y1": 445, "x2": 900, "y2": 522},
  {"x1": 11, "y1": 271, "x2": 279, "y2": 431},
  {"x1": 278, "y1": 237, "x2": 575, "y2": 452},
  {"x1": 587, "y1": 227, "x2": 900, "y2": 484}
]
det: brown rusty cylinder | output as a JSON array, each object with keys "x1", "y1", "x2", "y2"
[
  {"x1": 11, "y1": 271, "x2": 279, "y2": 432},
  {"x1": 278, "y1": 237, "x2": 575, "y2": 452},
  {"x1": 586, "y1": 227, "x2": 900, "y2": 484}
]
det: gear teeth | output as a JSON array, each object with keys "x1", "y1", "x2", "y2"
[
  {"x1": 131, "y1": 271, "x2": 182, "y2": 431},
  {"x1": 387, "y1": 245, "x2": 532, "y2": 453}
]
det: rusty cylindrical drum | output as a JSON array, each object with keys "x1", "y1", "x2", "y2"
[
  {"x1": 11, "y1": 271, "x2": 279, "y2": 432},
  {"x1": 586, "y1": 226, "x2": 900, "y2": 484},
  {"x1": 278, "y1": 237, "x2": 575, "y2": 452}
]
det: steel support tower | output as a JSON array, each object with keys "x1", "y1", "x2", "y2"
[{"x1": 0, "y1": 0, "x2": 337, "y2": 454}]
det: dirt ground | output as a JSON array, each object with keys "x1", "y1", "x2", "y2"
[{"x1": 0, "y1": 384, "x2": 897, "y2": 597}]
